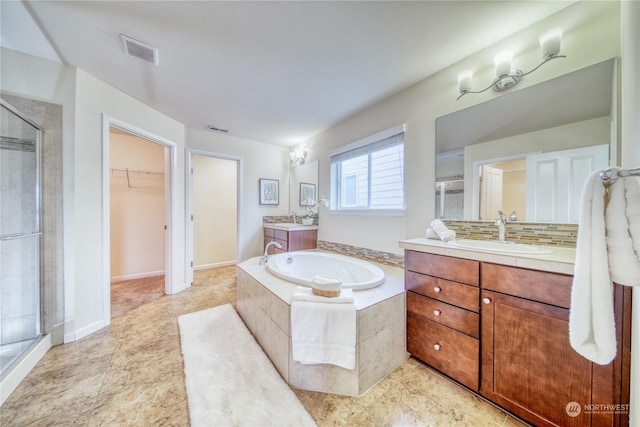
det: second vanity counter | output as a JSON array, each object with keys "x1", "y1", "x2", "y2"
[{"x1": 399, "y1": 237, "x2": 576, "y2": 275}]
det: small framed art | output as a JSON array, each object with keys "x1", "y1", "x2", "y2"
[
  {"x1": 259, "y1": 178, "x2": 279, "y2": 205},
  {"x1": 300, "y1": 182, "x2": 316, "y2": 206}
]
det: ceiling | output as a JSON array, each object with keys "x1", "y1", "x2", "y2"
[{"x1": 1, "y1": 1, "x2": 575, "y2": 146}]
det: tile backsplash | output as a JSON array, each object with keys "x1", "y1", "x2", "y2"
[{"x1": 443, "y1": 220, "x2": 578, "y2": 248}]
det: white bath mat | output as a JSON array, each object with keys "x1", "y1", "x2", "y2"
[{"x1": 178, "y1": 304, "x2": 316, "y2": 427}]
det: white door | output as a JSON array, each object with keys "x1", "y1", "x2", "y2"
[
  {"x1": 480, "y1": 165, "x2": 503, "y2": 220},
  {"x1": 526, "y1": 144, "x2": 609, "y2": 222}
]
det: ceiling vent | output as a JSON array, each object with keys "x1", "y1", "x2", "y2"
[
  {"x1": 207, "y1": 125, "x2": 229, "y2": 133},
  {"x1": 120, "y1": 34, "x2": 159, "y2": 65}
]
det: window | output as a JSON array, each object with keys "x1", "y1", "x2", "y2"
[{"x1": 330, "y1": 125, "x2": 405, "y2": 212}]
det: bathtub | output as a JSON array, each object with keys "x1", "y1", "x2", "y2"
[{"x1": 266, "y1": 251, "x2": 385, "y2": 290}]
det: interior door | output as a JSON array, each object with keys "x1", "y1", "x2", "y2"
[
  {"x1": 526, "y1": 144, "x2": 609, "y2": 222},
  {"x1": 479, "y1": 165, "x2": 503, "y2": 220}
]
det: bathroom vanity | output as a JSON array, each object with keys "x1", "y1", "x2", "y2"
[
  {"x1": 263, "y1": 223, "x2": 318, "y2": 254},
  {"x1": 400, "y1": 238, "x2": 631, "y2": 427}
]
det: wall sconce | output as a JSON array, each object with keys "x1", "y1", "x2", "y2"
[
  {"x1": 457, "y1": 29, "x2": 566, "y2": 100},
  {"x1": 289, "y1": 148, "x2": 308, "y2": 166}
]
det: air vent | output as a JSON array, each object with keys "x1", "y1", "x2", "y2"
[
  {"x1": 207, "y1": 125, "x2": 229, "y2": 133},
  {"x1": 120, "y1": 34, "x2": 159, "y2": 65}
]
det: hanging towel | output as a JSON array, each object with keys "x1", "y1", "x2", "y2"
[
  {"x1": 569, "y1": 171, "x2": 618, "y2": 365},
  {"x1": 291, "y1": 287, "x2": 356, "y2": 370},
  {"x1": 429, "y1": 219, "x2": 456, "y2": 241},
  {"x1": 606, "y1": 176, "x2": 640, "y2": 286}
]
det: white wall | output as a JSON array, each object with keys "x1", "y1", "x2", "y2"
[
  {"x1": 299, "y1": 1, "x2": 620, "y2": 255},
  {"x1": 109, "y1": 132, "x2": 165, "y2": 280},
  {"x1": 621, "y1": 1, "x2": 640, "y2": 423},
  {"x1": 193, "y1": 155, "x2": 237, "y2": 268},
  {"x1": 187, "y1": 128, "x2": 289, "y2": 261},
  {"x1": 73, "y1": 69, "x2": 185, "y2": 338}
]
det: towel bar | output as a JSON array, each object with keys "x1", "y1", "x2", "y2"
[{"x1": 599, "y1": 166, "x2": 640, "y2": 183}]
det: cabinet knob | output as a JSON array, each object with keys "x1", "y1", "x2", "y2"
[
  {"x1": 483, "y1": 297, "x2": 492, "y2": 305},
  {"x1": 433, "y1": 286, "x2": 441, "y2": 293},
  {"x1": 433, "y1": 310, "x2": 441, "y2": 316},
  {"x1": 433, "y1": 343, "x2": 441, "y2": 351}
]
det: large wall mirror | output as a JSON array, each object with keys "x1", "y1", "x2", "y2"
[
  {"x1": 289, "y1": 159, "x2": 319, "y2": 213},
  {"x1": 435, "y1": 58, "x2": 616, "y2": 223}
]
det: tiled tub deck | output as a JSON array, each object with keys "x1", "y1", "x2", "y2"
[{"x1": 236, "y1": 255, "x2": 408, "y2": 396}]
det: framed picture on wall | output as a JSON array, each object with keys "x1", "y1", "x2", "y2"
[
  {"x1": 300, "y1": 182, "x2": 316, "y2": 206},
  {"x1": 259, "y1": 178, "x2": 279, "y2": 205}
]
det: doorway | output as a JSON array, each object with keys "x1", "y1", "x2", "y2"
[
  {"x1": 109, "y1": 127, "x2": 167, "y2": 317},
  {"x1": 102, "y1": 115, "x2": 176, "y2": 322},
  {"x1": 186, "y1": 150, "x2": 240, "y2": 287}
]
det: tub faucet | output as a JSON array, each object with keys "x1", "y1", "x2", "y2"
[
  {"x1": 495, "y1": 210, "x2": 507, "y2": 242},
  {"x1": 261, "y1": 241, "x2": 282, "y2": 264}
]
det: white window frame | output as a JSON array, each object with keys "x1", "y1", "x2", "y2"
[{"x1": 329, "y1": 124, "x2": 405, "y2": 216}]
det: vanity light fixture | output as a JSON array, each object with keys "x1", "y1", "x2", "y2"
[
  {"x1": 289, "y1": 148, "x2": 308, "y2": 166},
  {"x1": 457, "y1": 28, "x2": 566, "y2": 100}
]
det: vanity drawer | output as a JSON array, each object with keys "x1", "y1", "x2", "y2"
[
  {"x1": 407, "y1": 291, "x2": 479, "y2": 338},
  {"x1": 406, "y1": 271, "x2": 479, "y2": 313},
  {"x1": 406, "y1": 250, "x2": 479, "y2": 286},
  {"x1": 264, "y1": 227, "x2": 275, "y2": 238},
  {"x1": 482, "y1": 263, "x2": 572, "y2": 309},
  {"x1": 407, "y1": 312, "x2": 479, "y2": 391}
]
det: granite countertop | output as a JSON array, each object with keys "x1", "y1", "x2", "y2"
[
  {"x1": 264, "y1": 223, "x2": 319, "y2": 231},
  {"x1": 399, "y1": 237, "x2": 576, "y2": 275}
]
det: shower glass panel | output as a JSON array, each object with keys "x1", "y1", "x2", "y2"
[{"x1": 0, "y1": 102, "x2": 42, "y2": 377}]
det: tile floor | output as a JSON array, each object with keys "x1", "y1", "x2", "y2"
[{"x1": 1, "y1": 266, "x2": 526, "y2": 426}]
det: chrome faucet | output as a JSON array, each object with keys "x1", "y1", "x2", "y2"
[
  {"x1": 290, "y1": 212, "x2": 297, "y2": 224},
  {"x1": 261, "y1": 241, "x2": 282, "y2": 264},
  {"x1": 495, "y1": 210, "x2": 507, "y2": 242}
]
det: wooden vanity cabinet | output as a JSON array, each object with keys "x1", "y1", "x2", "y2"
[
  {"x1": 263, "y1": 226, "x2": 317, "y2": 254},
  {"x1": 481, "y1": 263, "x2": 631, "y2": 427},
  {"x1": 405, "y1": 250, "x2": 480, "y2": 391}
]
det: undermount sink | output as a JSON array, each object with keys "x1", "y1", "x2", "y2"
[{"x1": 448, "y1": 239, "x2": 553, "y2": 255}]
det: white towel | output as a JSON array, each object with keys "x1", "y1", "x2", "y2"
[
  {"x1": 291, "y1": 287, "x2": 356, "y2": 370},
  {"x1": 606, "y1": 176, "x2": 640, "y2": 286},
  {"x1": 429, "y1": 219, "x2": 456, "y2": 241},
  {"x1": 311, "y1": 275, "x2": 342, "y2": 293},
  {"x1": 569, "y1": 171, "x2": 617, "y2": 365},
  {"x1": 426, "y1": 228, "x2": 440, "y2": 240}
]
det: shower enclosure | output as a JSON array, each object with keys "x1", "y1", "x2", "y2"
[{"x1": 0, "y1": 101, "x2": 43, "y2": 377}]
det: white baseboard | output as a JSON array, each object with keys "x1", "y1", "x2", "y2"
[
  {"x1": 194, "y1": 261, "x2": 236, "y2": 271},
  {"x1": 64, "y1": 319, "x2": 107, "y2": 343},
  {"x1": 0, "y1": 334, "x2": 51, "y2": 406},
  {"x1": 168, "y1": 282, "x2": 190, "y2": 295},
  {"x1": 110, "y1": 270, "x2": 165, "y2": 282}
]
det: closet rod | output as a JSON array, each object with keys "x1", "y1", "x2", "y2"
[{"x1": 110, "y1": 167, "x2": 165, "y2": 176}]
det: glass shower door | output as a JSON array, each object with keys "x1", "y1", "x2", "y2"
[{"x1": 0, "y1": 102, "x2": 42, "y2": 376}]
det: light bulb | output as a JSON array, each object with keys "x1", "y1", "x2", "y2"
[{"x1": 494, "y1": 51, "x2": 513, "y2": 77}]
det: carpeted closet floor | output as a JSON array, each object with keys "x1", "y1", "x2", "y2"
[{"x1": 1, "y1": 266, "x2": 525, "y2": 426}]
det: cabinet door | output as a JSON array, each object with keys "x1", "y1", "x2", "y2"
[{"x1": 481, "y1": 290, "x2": 592, "y2": 427}]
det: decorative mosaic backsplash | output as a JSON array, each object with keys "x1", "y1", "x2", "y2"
[
  {"x1": 263, "y1": 215, "x2": 318, "y2": 226},
  {"x1": 443, "y1": 220, "x2": 578, "y2": 248},
  {"x1": 317, "y1": 241, "x2": 404, "y2": 268}
]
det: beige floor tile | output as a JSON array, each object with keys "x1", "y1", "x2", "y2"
[{"x1": 1, "y1": 265, "x2": 525, "y2": 427}]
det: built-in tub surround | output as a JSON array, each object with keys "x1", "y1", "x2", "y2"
[{"x1": 236, "y1": 254, "x2": 408, "y2": 396}]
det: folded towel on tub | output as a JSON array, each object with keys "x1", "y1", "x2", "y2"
[{"x1": 291, "y1": 286, "x2": 356, "y2": 370}]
